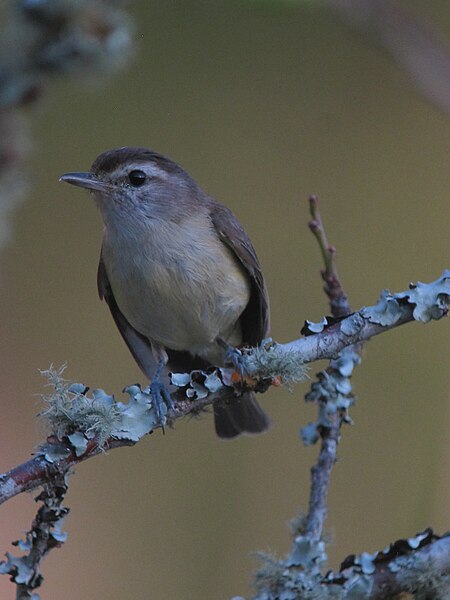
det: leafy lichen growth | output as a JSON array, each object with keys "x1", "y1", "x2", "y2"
[
  {"x1": 39, "y1": 366, "x2": 161, "y2": 450},
  {"x1": 39, "y1": 365, "x2": 121, "y2": 447},
  {"x1": 362, "y1": 270, "x2": 450, "y2": 326}
]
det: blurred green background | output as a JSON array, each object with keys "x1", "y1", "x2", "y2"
[{"x1": 0, "y1": 1, "x2": 449, "y2": 598}]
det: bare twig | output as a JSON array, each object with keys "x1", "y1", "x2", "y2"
[{"x1": 309, "y1": 195, "x2": 350, "y2": 318}]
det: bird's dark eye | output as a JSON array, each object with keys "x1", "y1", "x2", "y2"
[{"x1": 128, "y1": 170, "x2": 146, "y2": 187}]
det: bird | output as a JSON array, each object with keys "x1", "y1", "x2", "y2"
[{"x1": 60, "y1": 146, "x2": 270, "y2": 438}]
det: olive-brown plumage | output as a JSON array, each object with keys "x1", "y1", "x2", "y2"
[{"x1": 61, "y1": 147, "x2": 270, "y2": 437}]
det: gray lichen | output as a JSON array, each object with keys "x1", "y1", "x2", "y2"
[
  {"x1": 301, "y1": 346, "x2": 359, "y2": 446},
  {"x1": 39, "y1": 366, "x2": 160, "y2": 453},
  {"x1": 362, "y1": 271, "x2": 450, "y2": 325},
  {"x1": 242, "y1": 340, "x2": 309, "y2": 388},
  {"x1": 39, "y1": 366, "x2": 121, "y2": 448},
  {"x1": 0, "y1": 470, "x2": 69, "y2": 596}
]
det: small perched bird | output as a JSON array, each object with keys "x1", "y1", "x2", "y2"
[{"x1": 60, "y1": 147, "x2": 270, "y2": 438}]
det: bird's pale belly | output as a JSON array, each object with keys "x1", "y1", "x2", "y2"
[{"x1": 107, "y1": 243, "x2": 251, "y2": 362}]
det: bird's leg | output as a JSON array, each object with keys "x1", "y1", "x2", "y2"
[
  {"x1": 148, "y1": 353, "x2": 175, "y2": 430},
  {"x1": 217, "y1": 337, "x2": 247, "y2": 385}
]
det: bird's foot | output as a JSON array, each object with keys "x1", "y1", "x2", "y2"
[
  {"x1": 148, "y1": 379, "x2": 174, "y2": 432},
  {"x1": 224, "y1": 345, "x2": 243, "y2": 371},
  {"x1": 223, "y1": 345, "x2": 249, "y2": 387}
]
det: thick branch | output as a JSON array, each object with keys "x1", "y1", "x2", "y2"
[
  {"x1": 366, "y1": 533, "x2": 450, "y2": 597},
  {"x1": 281, "y1": 300, "x2": 429, "y2": 361},
  {"x1": 0, "y1": 437, "x2": 132, "y2": 506}
]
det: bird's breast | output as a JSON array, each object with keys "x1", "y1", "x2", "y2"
[{"x1": 102, "y1": 214, "x2": 251, "y2": 357}]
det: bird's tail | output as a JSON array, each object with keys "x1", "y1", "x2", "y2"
[{"x1": 213, "y1": 392, "x2": 270, "y2": 439}]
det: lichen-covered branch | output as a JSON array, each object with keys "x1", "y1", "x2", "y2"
[
  {"x1": 253, "y1": 529, "x2": 450, "y2": 599},
  {"x1": 1, "y1": 470, "x2": 69, "y2": 600},
  {"x1": 0, "y1": 270, "x2": 448, "y2": 510},
  {"x1": 0, "y1": 376, "x2": 232, "y2": 508},
  {"x1": 170, "y1": 271, "x2": 449, "y2": 408},
  {"x1": 280, "y1": 270, "x2": 450, "y2": 362},
  {"x1": 338, "y1": 529, "x2": 450, "y2": 598},
  {"x1": 247, "y1": 201, "x2": 449, "y2": 599},
  {"x1": 301, "y1": 345, "x2": 360, "y2": 546},
  {"x1": 0, "y1": 270, "x2": 447, "y2": 597},
  {"x1": 302, "y1": 196, "x2": 354, "y2": 550}
]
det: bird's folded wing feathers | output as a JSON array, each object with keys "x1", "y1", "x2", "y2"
[
  {"x1": 209, "y1": 202, "x2": 270, "y2": 345},
  {"x1": 97, "y1": 255, "x2": 157, "y2": 379}
]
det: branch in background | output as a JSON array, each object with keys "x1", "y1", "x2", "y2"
[
  {"x1": 329, "y1": 0, "x2": 450, "y2": 117},
  {"x1": 0, "y1": 0, "x2": 133, "y2": 247}
]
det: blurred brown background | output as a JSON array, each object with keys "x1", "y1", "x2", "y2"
[{"x1": 0, "y1": 1, "x2": 449, "y2": 599}]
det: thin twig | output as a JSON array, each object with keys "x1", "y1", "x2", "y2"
[
  {"x1": 309, "y1": 195, "x2": 350, "y2": 318},
  {"x1": 305, "y1": 196, "x2": 352, "y2": 544}
]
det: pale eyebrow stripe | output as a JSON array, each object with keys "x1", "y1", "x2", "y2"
[{"x1": 130, "y1": 163, "x2": 169, "y2": 179}]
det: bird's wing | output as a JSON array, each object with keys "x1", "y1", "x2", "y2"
[
  {"x1": 210, "y1": 202, "x2": 270, "y2": 345},
  {"x1": 97, "y1": 254, "x2": 157, "y2": 379}
]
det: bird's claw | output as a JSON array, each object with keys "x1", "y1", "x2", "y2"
[
  {"x1": 149, "y1": 380, "x2": 174, "y2": 431},
  {"x1": 224, "y1": 346, "x2": 247, "y2": 382}
]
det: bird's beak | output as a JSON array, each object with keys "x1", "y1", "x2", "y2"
[{"x1": 59, "y1": 172, "x2": 112, "y2": 193}]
